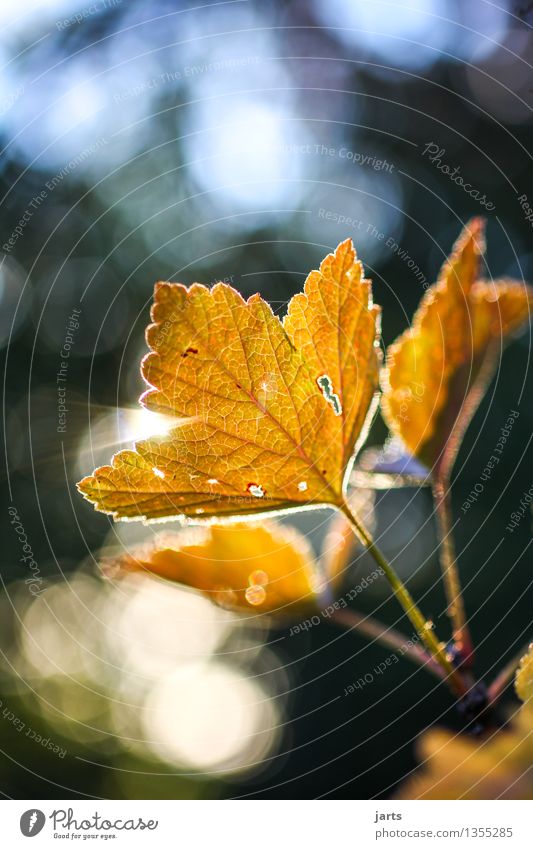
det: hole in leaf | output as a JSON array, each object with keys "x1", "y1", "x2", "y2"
[{"x1": 317, "y1": 374, "x2": 342, "y2": 416}]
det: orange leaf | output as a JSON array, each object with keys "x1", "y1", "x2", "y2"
[
  {"x1": 381, "y1": 219, "x2": 533, "y2": 475},
  {"x1": 78, "y1": 240, "x2": 381, "y2": 521},
  {"x1": 107, "y1": 521, "x2": 324, "y2": 616}
]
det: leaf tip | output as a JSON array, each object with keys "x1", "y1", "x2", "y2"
[
  {"x1": 76, "y1": 470, "x2": 110, "y2": 514},
  {"x1": 76, "y1": 474, "x2": 93, "y2": 496},
  {"x1": 451, "y1": 216, "x2": 486, "y2": 262},
  {"x1": 337, "y1": 236, "x2": 355, "y2": 251}
]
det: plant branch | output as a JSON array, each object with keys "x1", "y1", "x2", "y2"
[
  {"x1": 432, "y1": 478, "x2": 474, "y2": 667},
  {"x1": 330, "y1": 607, "x2": 445, "y2": 682},
  {"x1": 487, "y1": 643, "x2": 531, "y2": 707},
  {"x1": 340, "y1": 498, "x2": 467, "y2": 698}
]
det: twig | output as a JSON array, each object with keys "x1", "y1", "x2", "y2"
[
  {"x1": 432, "y1": 479, "x2": 474, "y2": 667},
  {"x1": 487, "y1": 643, "x2": 531, "y2": 707},
  {"x1": 330, "y1": 607, "x2": 446, "y2": 682}
]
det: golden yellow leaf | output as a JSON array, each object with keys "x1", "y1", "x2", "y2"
[
  {"x1": 381, "y1": 219, "x2": 533, "y2": 473},
  {"x1": 78, "y1": 240, "x2": 381, "y2": 521},
  {"x1": 397, "y1": 703, "x2": 533, "y2": 800},
  {"x1": 515, "y1": 644, "x2": 533, "y2": 702},
  {"x1": 107, "y1": 521, "x2": 325, "y2": 616}
]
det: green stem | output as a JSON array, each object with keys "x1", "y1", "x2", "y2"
[
  {"x1": 340, "y1": 499, "x2": 467, "y2": 698},
  {"x1": 432, "y1": 479, "x2": 474, "y2": 666},
  {"x1": 330, "y1": 607, "x2": 446, "y2": 682}
]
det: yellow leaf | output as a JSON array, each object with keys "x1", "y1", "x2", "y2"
[
  {"x1": 381, "y1": 219, "x2": 533, "y2": 473},
  {"x1": 397, "y1": 703, "x2": 533, "y2": 800},
  {"x1": 78, "y1": 240, "x2": 381, "y2": 521},
  {"x1": 516, "y1": 644, "x2": 533, "y2": 702},
  {"x1": 106, "y1": 521, "x2": 324, "y2": 616},
  {"x1": 284, "y1": 240, "x2": 381, "y2": 472}
]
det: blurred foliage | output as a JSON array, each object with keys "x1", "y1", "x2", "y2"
[
  {"x1": 397, "y1": 702, "x2": 533, "y2": 800},
  {"x1": 106, "y1": 522, "x2": 326, "y2": 616},
  {"x1": 398, "y1": 645, "x2": 533, "y2": 800}
]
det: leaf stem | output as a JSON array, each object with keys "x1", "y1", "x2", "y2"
[
  {"x1": 329, "y1": 607, "x2": 446, "y2": 682},
  {"x1": 432, "y1": 479, "x2": 474, "y2": 667},
  {"x1": 340, "y1": 499, "x2": 467, "y2": 698},
  {"x1": 487, "y1": 642, "x2": 531, "y2": 707}
]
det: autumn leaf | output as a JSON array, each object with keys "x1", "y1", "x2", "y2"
[
  {"x1": 381, "y1": 218, "x2": 533, "y2": 476},
  {"x1": 515, "y1": 644, "x2": 533, "y2": 702},
  {"x1": 106, "y1": 521, "x2": 326, "y2": 616},
  {"x1": 78, "y1": 240, "x2": 381, "y2": 521}
]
